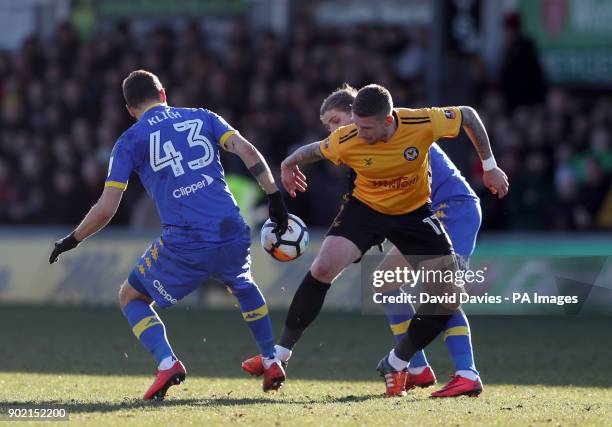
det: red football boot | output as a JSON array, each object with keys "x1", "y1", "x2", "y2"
[
  {"x1": 377, "y1": 356, "x2": 408, "y2": 397},
  {"x1": 242, "y1": 354, "x2": 289, "y2": 378},
  {"x1": 242, "y1": 354, "x2": 265, "y2": 377},
  {"x1": 405, "y1": 366, "x2": 437, "y2": 390},
  {"x1": 262, "y1": 361, "x2": 286, "y2": 392},
  {"x1": 143, "y1": 360, "x2": 187, "y2": 401},
  {"x1": 430, "y1": 374, "x2": 483, "y2": 398}
]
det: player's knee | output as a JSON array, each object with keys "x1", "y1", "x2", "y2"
[
  {"x1": 118, "y1": 281, "x2": 151, "y2": 310},
  {"x1": 310, "y1": 257, "x2": 338, "y2": 283},
  {"x1": 230, "y1": 281, "x2": 260, "y2": 298},
  {"x1": 118, "y1": 290, "x2": 128, "y2": 310}
]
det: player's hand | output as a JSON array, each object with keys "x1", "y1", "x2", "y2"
[
  {"x1": 49, "y1": 232, "x2": 80, "y2": 264},
  {"x1": 267, "y1": 191, "x2": 289, "y2": 235},
  {"x1": 280, "y1": 162, "x2": 307, "y2": 198},
  {"x1": 483, "y1": 167, "x2": 509, "y2": 199}
]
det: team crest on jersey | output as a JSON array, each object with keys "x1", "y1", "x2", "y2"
[
  {"x1": 403, "y1": 147, "x2": 419, "y2": 161},
  {"x1": 444, "y1": 109, "x2": 456, "y2": 119}
]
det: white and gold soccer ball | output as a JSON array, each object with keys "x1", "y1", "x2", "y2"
[{"x1": 260, "y1": 214, "x2": 309, "y2": 262}]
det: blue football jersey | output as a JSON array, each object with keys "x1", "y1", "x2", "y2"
[
  {"x1": 106, "y1": 104, "x2": 247, "y2": 245},
  {"x1": 429, "y1": 143, "x2": 478, "y2": 204}
]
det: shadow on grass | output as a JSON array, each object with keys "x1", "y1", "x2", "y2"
[
  {"x1": 0, "y1": 394, "x2": 383, "y2": 414},
  {"x1": 1, "y1": 305, "x2": 611, "y2": 387}
]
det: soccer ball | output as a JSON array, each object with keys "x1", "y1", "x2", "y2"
[{"x1": 260, "y1": 214, "x2": 309, "y2": 262}]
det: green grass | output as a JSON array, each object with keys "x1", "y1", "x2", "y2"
[{"x1": 0, "y1": 306, "x2": 610, "y2": 426}]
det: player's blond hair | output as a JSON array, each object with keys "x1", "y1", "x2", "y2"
[{"x1": 320, "y1": 83, "x2": 358, "y2": 117}]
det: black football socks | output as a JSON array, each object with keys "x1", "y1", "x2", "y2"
[
  {"x1": 393, "y1": 303, "x2": 454, "y2": 362},
  {"x1": 278, "y1": 272, "x2": 331, "y2": 350}
]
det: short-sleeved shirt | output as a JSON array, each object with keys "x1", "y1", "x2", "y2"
[
  {"x1": 106, "y1": 104, "x2": 247, "y2": 246},
  {"x1": 320, "y1": 107, "x2": 462, "y2": 215}
]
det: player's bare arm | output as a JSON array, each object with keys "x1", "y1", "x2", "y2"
[
  {"x1": 224, "y1": 132, "x2": 288, "y2": 234},
  {"x1": 74, "y1": 187, "x2": 123, "y2": 240},
  {"x1": 224, "y1": 133, "x2": 278, "y2": 195},
  {"x1": 459, "y1": 106, "x2": 509, "y2": 199},
  {"x1": 49, "y1": 186, "x2": 123, "y2": 263},
  {"x1": 280, "y1": 141, "x2": 324, "y2": 197},
  {"x1": 283, "y1": 141, "x2": 324, "y2": 167}
]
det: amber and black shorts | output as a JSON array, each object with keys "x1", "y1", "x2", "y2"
[{"x1": 326, "y1": 194, "x2": 453, "y2": 257}]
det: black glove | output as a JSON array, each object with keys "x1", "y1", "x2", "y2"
[
  {"x1": 49, "y1": 232, "x2": 80, "y2": 264},
  {"x1": 267, "y1": 191, "x2": 289, "y2": 235}
]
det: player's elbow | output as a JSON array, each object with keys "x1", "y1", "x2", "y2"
[
  {"x1": 226, "y1": 134, "x2": 260, "y2": 163},
  {"x1": 459, "y1": 106, "x2": 478, "y2": 125},
  {"x1": 238, "y1": 142, "x2": 259, "y2": 164}
]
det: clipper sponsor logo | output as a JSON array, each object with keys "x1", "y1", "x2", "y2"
[
  {"x1": 173, "y1": 174, "x2": 214, "y2": 198},
  {"x1": 153, "y1": 280, "x2": 178, "y2": 304},
  {"x1": 444, "y1": 109, "x2": 456, "y2": 119},
  {"x1": 372, "y1": 175, "x2": 418, "y2": 189}
]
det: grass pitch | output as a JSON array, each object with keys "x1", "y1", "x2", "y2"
[{"x1": 0, "y1": 305, "x2": 610, "y2": 426}]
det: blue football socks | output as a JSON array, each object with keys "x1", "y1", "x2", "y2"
[
  {"x1": 232, "y1": 283, "x2": 276, "y2": 359},
  {"x1": 122, "y1": 300, "x2": 175, "y2": 365},
  {"x1": 444, "y1": 309, "x2": 478, "y2": 375}
]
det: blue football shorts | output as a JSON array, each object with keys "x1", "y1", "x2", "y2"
[
  {"x1": 127, "y1": 234, "x2": 254, "y2": 308},
  {"x1": 432, "y1": 198, "x2": 482, "y2": 264}
]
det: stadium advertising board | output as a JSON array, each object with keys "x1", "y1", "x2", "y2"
[
  {"x1": 94, "y1": 0, "x2": 248, "y2": 17},
  {"x1": 1, "y1": 231, "x2": 610, "y2": 315},
  {"x1": 313, "y1": 0, "x2": 432, "y2": 27},
  {"x1": 519, "y1": 0, "x2": 612, "y2": 84}
]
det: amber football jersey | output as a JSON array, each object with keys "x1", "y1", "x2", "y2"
[{"x1": 320, "y1": 107, "x2": 462, "y2": 215}]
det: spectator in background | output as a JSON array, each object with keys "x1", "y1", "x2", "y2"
[
  {"x1": 0, "y1": 159, "x2": 15, "y2": 222},
  {"x1": 554, "y1": 166, "x2": 587, "y2": 229},
  {"x1": 0, "y1": 18, "x2": 609, "y2": 231},
  {"x1": 507, "y1": 152, "x2": 554, "y2": 229},
  {"x1": 499, "y1": 13, "x2": 547, "y2": 112},
  {"x1": 582, "y1": 157, "x2": 610, "y2": 228}
]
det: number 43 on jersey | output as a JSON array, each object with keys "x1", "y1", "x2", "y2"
[{"x1": 149, "y1": 118, "x2": 215, "y2": 177}]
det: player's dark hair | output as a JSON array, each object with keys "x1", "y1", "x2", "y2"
[
  {"x1": 122, "y1": 69, "x2": 164, "y2": 108},
  {"x1": 319, "y1": 83, "x2": 357, "y2": 116},
  {"x1": 352, "y1": 84, "x2": 393, "y2": 119}
]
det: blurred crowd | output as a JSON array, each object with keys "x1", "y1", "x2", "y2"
[{"x1": 0, "y1": 18, "x2": 610, "y2": 230}]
